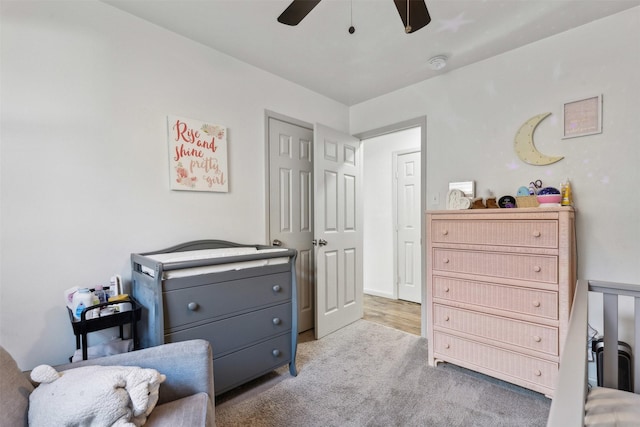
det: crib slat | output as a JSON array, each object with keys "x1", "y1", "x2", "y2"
[{"x1": 602, "y1": 293, "x2": 619, "y2": 390}]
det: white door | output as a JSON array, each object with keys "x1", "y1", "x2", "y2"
[
  {"x1": 314, "y1": 123, "x2": 363, "y2": 339},
  {"x1": 268, "y1": 118, "x2": 315, "y2": 333},
  {"x1": 395, "y1": 150, "x2": 421, "y2": 303}
]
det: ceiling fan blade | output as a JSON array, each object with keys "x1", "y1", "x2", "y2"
[
  {"x1": 277, "y1": 0, "x2": 322, "y2": 26},
  {"x1": 393, "y1": 0, "x2": 431, "y2": 34}
]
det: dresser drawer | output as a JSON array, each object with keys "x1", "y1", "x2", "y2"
[
  {"x1": 433, "y1": 304, "x2": 558, "y2": 355},
  {"x1": 432, "y1": 249, "x2": 558, "y2": 283},
  {"x1": 430, "y1": 219, "x2": 558, "y2": 248},
  {"x1": 213, "y1": 333, "x2": 291, "y2": 395},
  {"x1": 163, "y1": 272, "x2": 290, "y2": 328},
  {"x1": 433, "y1": 277, "x2": 558, "y2": 319},
  {"x1": 165, "y1": 302, "x2": 292, "y2": 357},
  {"x1": 433, "y1": 332, "x2": 558, "y2": 391}
]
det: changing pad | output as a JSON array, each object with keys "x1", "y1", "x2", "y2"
[{"x1": 141, "y1": 247, "x2": 290, "y2": 279}]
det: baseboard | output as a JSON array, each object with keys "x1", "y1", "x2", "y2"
[{"x1": 364, "y1": 289, "x2": 395, "y2": 299}]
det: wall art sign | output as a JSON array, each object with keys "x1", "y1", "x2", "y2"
[
  {"x1": 167, "y1": 115, "x2": 228, "y2": 192},
  {"x1": 562, "y1": 94, "x2": 602, "y2": 139}
]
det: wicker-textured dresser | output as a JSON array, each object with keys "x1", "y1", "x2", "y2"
[{"x1": 426, "y1": 207, "x2": 576, "y2": 396}]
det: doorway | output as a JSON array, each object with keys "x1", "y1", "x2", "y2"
[
  {"x1": 266, "y1": 112, "x2": 427, "y2": 337},
  {"x1": 361, "y1": 127, "x2": 422, "y2": 335}
]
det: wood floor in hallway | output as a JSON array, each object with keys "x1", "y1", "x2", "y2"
[{"x1": 363, "y1": 294, "x2": 421, "y2": 336}]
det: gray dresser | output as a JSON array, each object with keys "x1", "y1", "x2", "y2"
[{"x1": 131, "y1": 240, "x2": 298, "y2": 395}]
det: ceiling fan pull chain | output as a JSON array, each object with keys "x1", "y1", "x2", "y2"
[
  {"x1": 405, "y1": 0, "x2": 412, "y2": 33},
  {"x1": 348, "y1": 0, "x2": 355, "y2": 34}
]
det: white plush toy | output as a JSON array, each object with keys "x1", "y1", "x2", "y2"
[{"x1": 29, "y1": 364, "x2": 166, "y2": 427}]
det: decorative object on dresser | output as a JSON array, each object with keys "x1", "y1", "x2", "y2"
[
  {"x1": 131, "y1": 240, "x2": 298, "y2": 396},
  {"x1": 448, "y1": 181, "x2": 475, "y2": 198},
  {"x1": 426, "y1": 207, "x2": 576, "y2": 397},
  {"x1": 446, "y1": 188, "x2": 471, "y2": 210}
]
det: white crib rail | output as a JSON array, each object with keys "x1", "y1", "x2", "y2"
[
  {"x1": 588, "y1": 280, "x2": 640, "y2": 392},
  {"x1": 547, "y1": 279, "x2": 589, "y2": 427},
  {"x1": 548, "y1": 279, "x2": 640, "y2": 427}
]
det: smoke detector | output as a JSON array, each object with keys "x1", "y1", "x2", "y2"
[{"x1": 428, "y1": 55, "x2": 448, "y2": 71}]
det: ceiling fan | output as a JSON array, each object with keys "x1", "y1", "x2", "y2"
[{"x1": 277, "y1": 0, "x2": 431, "y2": 34}]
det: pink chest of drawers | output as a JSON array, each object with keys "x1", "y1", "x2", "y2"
[{"x1": 426, "y1": 207, "x2": 576, "y2": 396}]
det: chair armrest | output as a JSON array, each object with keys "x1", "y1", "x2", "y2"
[{"x1": 54, "y1": 339, "x2": 214, "y2": 406}]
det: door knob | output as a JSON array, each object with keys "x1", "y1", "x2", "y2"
[
  {"x1": 272, "y1": 239, "x2": 282, "y2": 247},
  {"x1": 318, "y1": 239, "x2": 328, "y2": 246}
]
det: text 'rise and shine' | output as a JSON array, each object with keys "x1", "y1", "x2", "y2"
[{"x1": 172, "y1": 119, "x2": 218, "y2": 162}]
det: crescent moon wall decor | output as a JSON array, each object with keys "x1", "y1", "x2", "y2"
[{"x1": 514, "y1": 112, "x2": 564, "y2": 166}]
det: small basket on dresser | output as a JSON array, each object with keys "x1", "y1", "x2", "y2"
[{"x1": 516, "y1": 195, "x2": 540, "y2": 208}]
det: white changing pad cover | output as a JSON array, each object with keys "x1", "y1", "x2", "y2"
[{"x1": 141, "y1": 247, "x2": 290, "y2": 279}]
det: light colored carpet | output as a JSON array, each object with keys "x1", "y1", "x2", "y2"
[{"x1": 215, "y1": 320, "x2": 550, "y2": 426}]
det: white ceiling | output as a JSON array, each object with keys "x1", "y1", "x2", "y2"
[{"x1": 103, "y1": 0, "x2": 640, "y2": 106}]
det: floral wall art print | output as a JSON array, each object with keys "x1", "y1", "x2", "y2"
[{"x1": 168, "y1": 115, "x2": 228, "y2": 192}]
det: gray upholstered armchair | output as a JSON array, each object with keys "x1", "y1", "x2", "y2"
[{"x1": 0, "y1": 339, "x2": 215, "y2": 427}]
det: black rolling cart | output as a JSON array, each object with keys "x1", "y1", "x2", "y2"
[{"x1": 67, "y1": 297, "x2": 142, "y2": 361}]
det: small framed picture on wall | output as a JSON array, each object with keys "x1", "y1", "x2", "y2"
[{"x1": 562, "y1": 94, "x2": 602, "y2": 139}]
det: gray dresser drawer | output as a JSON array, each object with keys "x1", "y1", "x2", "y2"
[
  {"x1": 214, "y1": 333, "x2": 292, "y2": 395},
  {"x1": 163, "y1": 272, "x2": 290, "y2": 328},
  {"x1": 165, "y1": 302, "x2": 292, "y2": 357}
]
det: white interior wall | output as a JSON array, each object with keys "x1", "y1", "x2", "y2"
[
  {"x1": 3, "y1": 1, "x2": 639, "y2": 372},
  {"x1": 0, "y1": 0, "x2": 349, "y2": 369},
  {"x1": 351, "y1": 7, "x2": 640, "y2": 379},
  {"x1": 363, "y1": 128, "x2": 421, "y2": 298}
]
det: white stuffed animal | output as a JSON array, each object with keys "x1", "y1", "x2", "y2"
[{"x1": 29, "y1": 364, "x2": 166, "y2": 427}]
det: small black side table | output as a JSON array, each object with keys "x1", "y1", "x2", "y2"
[{"x1": 67, "y1": 297, "x2": 142, "y2": 360}]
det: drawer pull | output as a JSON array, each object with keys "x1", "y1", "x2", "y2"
[
  {"x1": 444, "y1": 287, "x2": 450, "y2": 293},
  {"x1": 443, "y1": 258, "x2": 450, "y2": 264},
  {"x1": 272, "y1": 349, "x2": 281, "y2": 357},
  {"x1": 533, "y1": 266, "x2": 541, "y2": 272},
  {"x1": 533, "y1": 231, "x2": 541, "y2": 237},
  {"x1": 272, "y1": 317, "x2": 282, "y2": 325},
  {"x1": 532, "y1": 300, "x2": 541, "y2": 307},
  {"x1": 187, "y1": 302, "x2": 199, "y2": 311},
  {"x1": 444, "y1": 315, "x2": 450, "y2": 322},
  {"x1": 444, "y1": 344, "x2": 450, "y2": 349},
  {"x1": 533, "y1": 336, "x2": 542, "y2": 342},
  {"x1": 272, "y1": 285, "x2": 282, "y2": 292},
  {"x1": 442, "y1": 230, "x2": 449, "y2": 236},
  {"x1": 534, "y1": 369, "x2": 542, "y2": 377}
]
